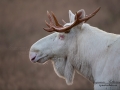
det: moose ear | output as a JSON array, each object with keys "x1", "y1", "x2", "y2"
[
  {"x1": 75, "y1": 9, "x2": 85, "y2": 27},
  {"x1": 69, "y1": 10, "x2": 75, "y2": 23},
  {"x1": 77, "y1": 9, "x2": 85, "y2": 19},
  {"x1": 69, "y1": 9, "x2": 85, "y2": 23}
]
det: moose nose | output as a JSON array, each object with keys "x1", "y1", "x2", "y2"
[{"x1": 29, "y1": 52, "x2": 36, "y2": 61}]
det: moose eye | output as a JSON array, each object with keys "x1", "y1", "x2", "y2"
[{"x1": 58, "y1": 34, "x2": 65, "y2": 40}]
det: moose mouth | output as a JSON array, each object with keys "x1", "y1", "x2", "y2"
[{"x1": 36, "y1": 55, "x2": 50, "y2": 63}]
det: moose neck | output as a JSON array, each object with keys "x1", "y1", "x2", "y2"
[
  {"x1": 66, "y1": 24, "x2": 95, "y2": 82},
  {"x1": 68, "y1": 23, "x2": 118, "y2": 83}
]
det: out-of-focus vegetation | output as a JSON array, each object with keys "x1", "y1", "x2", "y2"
[{"x1": 0, "y1": 0, "x2": 119, "y2": 90}]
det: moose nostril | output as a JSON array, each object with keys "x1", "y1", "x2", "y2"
[
  {"x1": 29, "y1": 52, "x2": 36, "y2": 61},
  {"x1": 31, "y1": 56, "x2": 36, "y2": 61}
]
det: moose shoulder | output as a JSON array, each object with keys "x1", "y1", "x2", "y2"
[{"x1": 29, "y1": 8, "x2": 120, "y2": 90}]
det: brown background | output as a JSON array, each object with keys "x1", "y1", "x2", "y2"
[{"x1": 0, "y1": 0, "x2": 120, "y2": 90}]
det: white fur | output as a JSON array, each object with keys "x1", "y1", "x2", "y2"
[
  {"x1": 29, "y1": 10, "x2": 120, "y2": 90},
  {"x1": 69, "y1": 10, "x2": 75, "y2": 23}
]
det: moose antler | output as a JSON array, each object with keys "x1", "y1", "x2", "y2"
[{"x1": 43, "y1": 7, "x2": 101, "y2": 33}]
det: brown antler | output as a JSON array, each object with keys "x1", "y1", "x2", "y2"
[
  {"x1": 43, "y1": 11, "x2": 63, "y2": 32},
  {"x1": 43, "y1": 7, "x2": 101, "y2": 33}
]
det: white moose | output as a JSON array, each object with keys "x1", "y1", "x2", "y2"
[{"x1": 29, "y1": 8, "x2": 120, "y2": 90}]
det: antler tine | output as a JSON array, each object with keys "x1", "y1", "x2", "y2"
[
  {"x1": 79, "y1": 7, "x2": 101, "y2": 22},
  {"x1": 43, "y1": 27, "x2": 54, "y2": 32},
  {"x1": 51, "y1": 11, "x2": 63, "y2": 27},
  {"x1": 44, "y1": 11, "x2": 66, "y2": 32},
  {"x1": 43, "y1": 11, "x2": 55, "y2": 32},
  {"x1": 62, "y1": 19, "x2": 67, "y2": 24},
  {"x1": 45, "y1": 20, "x2": 50, "y2": 28},
  {"x1": 43, "y1": 20, "x2": 54, "y2": 32},
  {"x1": 75, "y1": 12, "x2": 79, "y2": 20},
  {"x1": 47, "y1": 11, "x2": 55, "y2": 26}
]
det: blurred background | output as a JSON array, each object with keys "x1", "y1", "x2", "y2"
[{"x1": 0, "y1": 0, "x2": 119, "y2": 90}]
